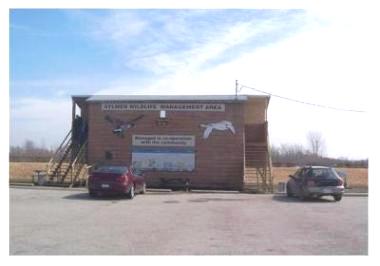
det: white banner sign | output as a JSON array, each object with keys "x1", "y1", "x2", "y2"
[
  {"x1": 132, "y1": 152, "x2": 195, "y2": 172},
  {"x1": 133, "y1": 135, "x2": 195, "y2": 147},
  {"x1": 102, "y1": 102, "x2": 225, "y2": 112}
]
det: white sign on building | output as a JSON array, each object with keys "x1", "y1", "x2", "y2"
[
  {"x1": 132, "y1": 152, "x2": 195, "y2": 172},
  {"x1": 132, "y1": 135, "x2": 195, "y2": 172},
  {"x1": 102, "y1": 102, "x2": 225, "y2": 112},
  {"x1": 132, "y1": 135, "x2": 195, "y2": 147}
]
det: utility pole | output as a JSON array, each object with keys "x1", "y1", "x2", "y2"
[{"x1": 235, "y1": 80, "x2": 238, "y2": 99}]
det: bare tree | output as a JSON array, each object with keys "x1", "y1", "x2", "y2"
[
  {"x1": 271, "y1": 143, "x2": 307, "y2": 165},
  {"x1": 271, "y1": 140, "x2": 367, "y2": 167},
  {"x1": 280, "y1": 143, "x2": 305, "y2": 156},
  {"x1": 307, "y1": 131, "x2": 325, "y2": 156},
  {"x1": 23, "y1": 139, "x2": 36, "y2": 152},
  {"x1": 11, "y1": 139, "x2": 55, "y2": 162}
]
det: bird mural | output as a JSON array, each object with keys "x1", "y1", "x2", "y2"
[
  {"x1": 200, "y1": 120, "x2": 236, "y2": 139},
  {"x1": 104, "y1": 114, "x2": 144, "y2": 138}
]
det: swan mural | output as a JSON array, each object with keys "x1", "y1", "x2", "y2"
[
  {"x1": 104, "y1": 114, "x2": 144, "y2": 138},
  {"x1": 200, "y1": 120, "x2": 236, "y2": 139}
]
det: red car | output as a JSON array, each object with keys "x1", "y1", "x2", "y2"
[{"x1": 88, "y1": 165, "x2": 146, "y2": 198}]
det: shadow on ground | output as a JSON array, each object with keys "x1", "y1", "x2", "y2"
[
  {"x1": 163, "y1": 200, "x2": 180, "y2": 204},
  {"x1": 188, "y1": 198, "x2": 247, "y2": 203},
  {"x1": 63, "y1": 192, "x2": 129, "y2": 201},
  {"x1": 272, "y1": 194, "x2": 336, "y2": 203}
]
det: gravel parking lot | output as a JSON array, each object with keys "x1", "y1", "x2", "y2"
[{"x1": 9, "y1": 187, "x2": 367, "y2": 255}]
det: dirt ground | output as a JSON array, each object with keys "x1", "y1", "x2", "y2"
[
  {"x1": 10, "y1": 188, "x2": 368, "y2": 255},
  {"x1": 9, "y1": 162, "x2": 368, "y2": 189}
]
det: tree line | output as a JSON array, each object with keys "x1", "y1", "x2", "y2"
[
  {"x1": 10, "y1": 140, "x2": 55, "y2": 162},
  {"x1": 271, "y1": 132, "x2": 368, "y2": 168},
  {"x1": 10, "y1": 133, "x2": 368, "y2": 168},
  {"x1": 270, "y1": 144, "x2": 368, "y2": 168}
]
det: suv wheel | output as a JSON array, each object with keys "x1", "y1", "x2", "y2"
[
  {"x1": 334, "y1": 194, "x2": 342, "y2": 201},
  {"x1": 299, "y1": 189, "x2": 307, "y2": 201},
  {"x1": 286, "y1": 183, "x2": 293, "y2": 197}
]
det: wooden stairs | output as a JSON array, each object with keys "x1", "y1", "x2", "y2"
[
  {"x1": 243, "y1": 123, "x2": 273, "y2": 193},
  {"x1": 46, "y1": 129, "x2": 88, "y2": 187}
]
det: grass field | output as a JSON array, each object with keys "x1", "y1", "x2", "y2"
[
  {"x1": 9, "y1": 162, "x2": 47, "y2": 183},
  {"x1": 9, "y1": 162, "x2": 368, "y2": 189}
]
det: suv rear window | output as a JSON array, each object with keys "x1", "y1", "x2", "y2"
[
  {"x1": 94, "y1": 166, "x2": 128, "y2": 174},
  {"x1": 305, "y1": 168, "x2": 338, "y2": 179}
]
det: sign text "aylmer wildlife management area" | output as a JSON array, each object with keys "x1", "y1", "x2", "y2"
[{"x1": 102, "y1": 103, "x2": 225, "y2": 112}]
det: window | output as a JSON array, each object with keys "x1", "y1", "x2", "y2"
[
  {"x1": 307, "y1": 168, "x2": 338, "y2": 179},
  {"x1": 105, "y1": 151, "x2": 113, "y2": 160},
  {"x1": 94, "y1": 166, "x2": 128, "y2": 174},
  {"x1": 130, "y1": 168, "x2": 142, "y2": 176}
]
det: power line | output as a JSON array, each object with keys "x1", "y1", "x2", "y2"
[{"x1": 239, "y1": 84, "x2": 366, "y2": 113}]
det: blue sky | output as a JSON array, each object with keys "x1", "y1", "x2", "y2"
[
  {"x1": 9, "y1": 9, "x2": 372, "y2": 159},
  {"x1": 10, "y1": 9, "x2": 305, "y2": 98}
]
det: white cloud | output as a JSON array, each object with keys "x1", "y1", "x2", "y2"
[
  {"x1": 91, "y1": 10, "x2": 305, "y2": 75},
  {"x1": 10, "y1": 98, "x2": 72, "y2": 148},
  {"x1": 95, "y1": 9, "x2": 371, "y2": 159},
  {"x1": 11, "y1": 79, "x2": 85, "y2": 88},
  {"x1": 94, "y1": 11, "x2": 148, "y2": 42}
]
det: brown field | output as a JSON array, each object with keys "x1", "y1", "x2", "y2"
[
  {"x1": 9, "y1": 162, "x2": 47, "y2": 183},
  {"x1": 9, "y1": 162, "x2": 368, "y2": 189}
]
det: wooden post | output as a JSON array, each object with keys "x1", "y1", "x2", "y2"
[
  {"x1": 235, "y1": 80, "x2": 238, "y2": 99},
  {"x1": 72, "y1": 99, "x2": 76, "y2": 131}
]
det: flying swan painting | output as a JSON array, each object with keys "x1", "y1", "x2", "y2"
[{"x1": 200, "y1": 120, "x2": 236, "y2": 139}]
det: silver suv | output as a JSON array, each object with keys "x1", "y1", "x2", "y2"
[{"x1": 286, "y1": 166, "x2": 345, "y2": 201}]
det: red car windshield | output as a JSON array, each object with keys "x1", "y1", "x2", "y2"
[{"x1": 94, "y1": 166, "x2": 128, "y2": 174}]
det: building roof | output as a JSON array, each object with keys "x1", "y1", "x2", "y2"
[{"x1": 83, "y1": 95, "x2": 269, "y2": 102}]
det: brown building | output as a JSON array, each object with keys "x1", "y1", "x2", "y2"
[{"x1": 47, "y1": 95, "x2": 273, "y2": 192}]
